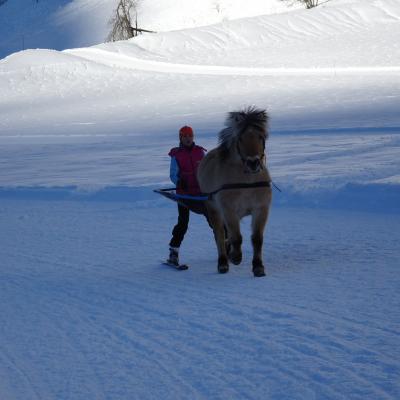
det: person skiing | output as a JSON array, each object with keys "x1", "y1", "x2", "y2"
[{"x1": 167, "y1": 125, "x2": 206, "y2": 266}]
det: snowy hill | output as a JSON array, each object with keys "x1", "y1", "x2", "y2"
[
  {"x1": 0, "y1": 0, "x2": 72, "y2": 59},
  {"x1": 0, "y1": 0, "x2": 299, "y2": 59},
  {"x1": 2, "y1": 0, "x2": 400, "y2": 132},
  {"x1": 1, "y1": 1, "x2": 400, "y2": 399}
]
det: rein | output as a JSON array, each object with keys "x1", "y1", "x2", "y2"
[
  {"x1": 158, "y1": 135, "x2": 278, "y2": 201},
  {"x1": 157, "y1": 181, "x2": 273, "y2": 201},
  {"x1": 206, "y1": 181, "x2": 271, "y2": 198}
]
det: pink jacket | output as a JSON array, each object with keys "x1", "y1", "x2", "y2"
[{"x1": 169, "y1": 144, "x2": 206, "y2": 195}]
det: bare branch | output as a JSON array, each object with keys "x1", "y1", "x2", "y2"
[
  {"x1": 107, "y1": 0, "x2": 139, "y2": 42},
  {"x1": 280, "y1": 0, "x2": 319, "y2": 9}
]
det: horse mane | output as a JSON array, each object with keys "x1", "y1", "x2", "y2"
[{"x1": 217, "y1": 107, "x2": 268, "y2": 157}]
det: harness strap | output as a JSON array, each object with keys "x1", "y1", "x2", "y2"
[
  {"x1": 206, "y1": 181, "x2": 271, "y2": 198},
  {"x1": 155, "y1": 181, "x2": 272, "y2": 201},
  {"x1": 154, "y1": 188, "x2": 209, "y2": 201}
]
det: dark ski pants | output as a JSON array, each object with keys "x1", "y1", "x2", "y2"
[
  {"x1": 169, "y1": 204, "x2": 190, "y2": 248},
  {"x1": 169, "y1": 203, "x2": 224, "y2": 248}
]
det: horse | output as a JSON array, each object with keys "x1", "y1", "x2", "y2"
[{"x1": 197, "y1": 107, "x2": 272, "y2": 277}]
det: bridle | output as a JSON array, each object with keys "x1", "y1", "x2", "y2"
[{"x1": 236, "y1": 133, "x2": 266, "y2": 173}]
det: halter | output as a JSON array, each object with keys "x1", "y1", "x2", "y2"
[{"x1": 236, "y1": 134, "x2": 266, "y2": 172}]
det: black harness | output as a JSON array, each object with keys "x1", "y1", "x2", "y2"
[
  {"x1": 156, "y1": 132, "x2": 279, "y2": 204},
  {"x1": 206, "y1": 181, "x2": 271, "y2": 199},
  {"x1": 236, "y1": 136, "x2": 266, "y2": 168},
  {"x1": 205, "y1": 135, "x2": 270, "y2": 198}
]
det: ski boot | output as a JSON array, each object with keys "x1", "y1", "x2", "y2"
[{"x1": 167, "y1": 247, "x2": 180, "y2": 266}]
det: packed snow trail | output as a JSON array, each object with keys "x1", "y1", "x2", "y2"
[
  {"x1": 1, "y1": 132, "x2": 399, "y2": 212},
  {"x1": 68, "y1": 48, "x2": 400, "y2": 76},
  {"x1": 1, "y1": 199, "x2": 399, "y2": 400}
]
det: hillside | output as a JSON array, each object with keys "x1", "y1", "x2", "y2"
[
  {"x1": 1, "y1": 0, "x2": 399, "y2": 138},
  {"x1": 0, "y1": 0, "x2": 299, "y2": 59}
]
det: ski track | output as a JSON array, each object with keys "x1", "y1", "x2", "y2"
[
  {"x1": 1, "y1": 131, "x2": 399, "y2": 198},
  {"x1": 67, "y1": 47, "x2": 400, "y2": 76},
  {"x1": 1, "y1": 199, "x2": 399, "y2": 400}
]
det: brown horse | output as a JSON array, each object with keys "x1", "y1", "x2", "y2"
[{"x1": 197, "y1": 107, "x2": 272, "y2": 277}]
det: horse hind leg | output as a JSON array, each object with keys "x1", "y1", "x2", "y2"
[{"x1": 207, "y1": 204, "x2": 229, "y2": 273}]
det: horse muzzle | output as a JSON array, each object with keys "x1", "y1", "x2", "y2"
[{"x1": 244, "y1": 157, "x2": 263, "y2": 174}]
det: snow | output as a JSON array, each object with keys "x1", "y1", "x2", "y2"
[
  {"x1": 1, "y1": 0, "x2": 400, "y2": 138},
  {"x1": 1, "y1": 201, "x2": 399, "y2": 399},
  {"x1": 0, "y1": 0, "x2": 300, "y2": 59},
  {"x1": 1, "y1": 0, "x2": 400, "y2": 398}
]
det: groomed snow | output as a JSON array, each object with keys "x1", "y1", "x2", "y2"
[
  {"x1": 1, "y1": 201, "x2": 399, "y2": 399},
  {"x1": 1, "y1": 0, "x2": 400, "y2": 399}
]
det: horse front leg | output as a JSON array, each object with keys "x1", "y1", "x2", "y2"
[
  {"x1": 206, "y1": 204, "x2": 229, "y2": 273},
  {"x1": 223, "y1": 210, "x2": 242, "y2": 266},
  {"x1": 251, "y1": 206, "x2": 269, "y2": 277}
]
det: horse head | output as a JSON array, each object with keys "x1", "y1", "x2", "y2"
[
  {"x1": 219, "y1": 107, "x2": 268, "y2": 174},
  {"x1": 237, "y1": 125, "x2": 266, "y2": 173}
]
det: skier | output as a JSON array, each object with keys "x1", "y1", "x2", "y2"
[{"x1": 167, "y1": 125, "x2": 207, "y2": 266}]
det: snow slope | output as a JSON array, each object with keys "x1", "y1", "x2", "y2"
[
  {"x1": 0, "y1": 0, "x2": 72, "y2": 59},
  {"x1": 1, "y1": 1, "x2": 400, "y2": 399},
  {"x1": 1, "y1": 0, "x2": 399, "y2": 139},
  {"x1": 0, "y1": 0, "x2": 298, "y2": 59}
]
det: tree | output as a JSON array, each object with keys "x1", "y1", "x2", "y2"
[
  {"x1": 107, "y1": 0, "x2": 139, "y2": 42},
  {"x1": 281, "y1": 0, "x2": 319, "y2": 9},
  {"x1": 303, "y1": 0, "x2": 319, "y2": 8}
]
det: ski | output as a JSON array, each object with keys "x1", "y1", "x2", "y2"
[{"x1": 162, "y1": 261, "x2": 189, "y2": 271}]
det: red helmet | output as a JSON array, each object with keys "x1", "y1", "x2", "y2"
[{"x1": 179, "y1": 126, "x2": 194, "y2": 138}]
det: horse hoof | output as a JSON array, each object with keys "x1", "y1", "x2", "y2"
[
  {"x1": 229, "y1": 252, "x2": 242, "y2": 265},
  {"x1": 218, "y1": 265, "x2": 229, "y2": 274},
  {"x1": 218, "y1": 255, "x2": 229, "y2": 273},
  {"x1": 253, "y1": 268, "x2": 266, "y2": 277}
]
